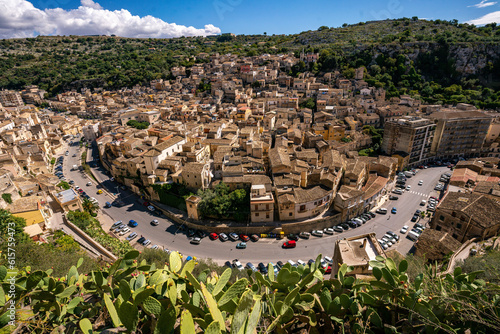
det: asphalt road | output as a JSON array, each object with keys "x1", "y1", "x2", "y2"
[{"x1": 59, "y1": 142, "x2": 449, "y2": 265}]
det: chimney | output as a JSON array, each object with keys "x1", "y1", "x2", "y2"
[{"x1": 362, "y1": 238, "x2": 367, "y2": 248}]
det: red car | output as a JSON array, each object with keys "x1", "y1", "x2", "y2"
[
  {"x1": 78, "y1": 189, "x2": 84, "y2": 193},
  {"x1": 325, "y1": 266, "x2": 332, "y2": 274},
  {"x1": 282, "y1": 240, "x2": 296, "y2": 248},
  {"x1": 209, "y1": 233, "x2": 218, "y2": 240},
  {"x1": 143, "y1": 201, "x2": 150, "y2": 206},
  {"x1": 239, "y1": 234, "x2": 249, "y2": 242}
]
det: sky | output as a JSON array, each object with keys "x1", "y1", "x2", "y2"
[{"x1": 0, "y1": 0, "x2": 499, "y2": 39}]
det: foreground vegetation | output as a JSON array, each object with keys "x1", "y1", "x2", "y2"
[{"x1": 1, "y1": 249, "x2": 499, "y2": 333}]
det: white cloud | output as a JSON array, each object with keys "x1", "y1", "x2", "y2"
[
  {"x1": 80, "y1": 0, "x2": 103, "y2": 10},
  {"x1": 466, "y1": 10, "x2": 500, "y2": 25},
  {"x1": 468, "y1": 0, "x2": 498, "y2": 8},
  {"x1": 0, "y1": 0, "x2": 221, "y2": 39}
]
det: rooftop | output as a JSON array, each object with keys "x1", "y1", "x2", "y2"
[{"x1": 55, "y1": 189, "x2": 79, "y2": 204}]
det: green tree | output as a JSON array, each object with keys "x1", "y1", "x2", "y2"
[
  {"x1": 1, "y1": 193, "x2": 12, "y2": 204},
  {"x1": 82, "y1": 199, "x2": 99, "y2": 215},
  {"x1": 0, "y1": 209, "x2": 29, "y2": 243}
]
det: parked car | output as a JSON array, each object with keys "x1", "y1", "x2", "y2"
[
  {"x1": 389, "y1": 195, "x2": 399, "y2": 200},
  {"x1": 236, "y1": 242, "x2": 247, "y2": 249},
  {"x1": 250, "y1": 234, "x2": 260, "y2": 241},
  {"x1": 376, "y1": 208, "x2": 388, "y2": 214},
  {"x1": 411, "y1": 215, "x2": 419, "y2": 222},
  {"x1": 378, "y1": 240, "x2": 388, "y2": 250},
  {"x1": 282, "y1": 240, "x2": 296, "y2": 248},
  {"x1": 400, "y1": 225, "x2": 409, "y2": 234},
  {"x1": 276, "y1": 261, "x2": 284, "y2": 270},
  {"x1": 246, "y1": 263, "x2": 258, "y2": 272},
  {"x1": 128, "y1": 220, "x2": 138, "y2": 227},
  {"x1": 297, "y1": 260, "x2": 306, "y2": 267},
  {"x1": 333, "y1": 226, "x2": 344, "y2": 233},
  {"x1": 387, "y1": 231, "x2": 399, "y2": 241},
  {"x1": 324, "y1": 256, "x2": 333, "y2": 265},
  {"x1": 391, "y1": 207, "x2": 397, "y2": 214},
  {"x1": 287, "y1": 260, "x2": 297, "y2": 267},
  {"x1": 137, "y1": 236, "x2": 146, "y2": 244},
  {"x1": 219, "y1": 233, "x2": 228, "y2": 241},
  {"x1": 368, "y1": 212, "x2": 376, "y2": 218},
  {"x1": 287, "y1": 234, "x2": 299, "y2": 241},
  {"x1": 311, "y1": 230, "x2": 324, "y2": 237},
  {"x1": 418, "y1": 180, "x2": 423, "y2": 186},
  {"x1": 209, "y1": 233, "x2": 219, "y2": 240},
  {"x1": 104, "y1": 202, "x2": 112, "y2": 208},
  {"x1": 147, "y1": 205, "x2": 155, "y2": 212},
  {"x1": 126, "y1": 232, "x2": 138, "y2": 241},
  {"x1": 187, "y1": 229, "x2": 196, "y2": 237},
  {"x1": 324, "y1": 227, "x2": 334, "y2": 235},
  {"x1": 232, "y1": 259, "x2": 244, "y2": 271},
  {"x1": 150, "y1": 219, "x2": 159, "y2": 226},
  {"x1": 339, "y1": 223, "x2": 349, "y2": 230},
  {"x1": 229, "y1": 233, "x2": 239, "y2": 241},
  {"x1": 190, "y1": 237, "x2": 201, "y2": 245},
  {"x1": 257, "y1": 262, "x2": 268, "y2": 274},
  {"x1": 299, "y1": 232, "x2": 310, "y2": 239},
  {"x1": 142, "y1": 240, "x2": 151, "y2": 247}
]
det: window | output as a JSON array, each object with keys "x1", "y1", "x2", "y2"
[
  {"x1": 452, "y1": 212, "x2": 457, "y2": 217},
  {"x1": 254, "y1": 205, "x2": 258, "y2": 210},
  {"x1": 289, "y1": 212, "x2": 292, "y2": 216},
  {"x1": 457, "y1": 223, "x2": 462, "y2": 229},
  {"x1": 255, "y1": 213, "x2": 259, "y2": 217},
  {"x1": 439, "y1": 215, "x2": 444, "y2": 221},
  {"x1": 436, "y1": 225, "x2": 442, "y2": 231},
  {"x1": 452, "y1": 233, "x2": 458, "y2": 239},
  {"x1": 299, "y1": 205, "x2": 306, "y2": 212},
  {"x1": 266, "y1": 204, "x2": 269, "y2": 210},
  {"x1": 266, "y1": 213, "x2": 269, "y2": 219},
  {"x1": 195, "y1": 182, "x2": 198, "y2": 186}
]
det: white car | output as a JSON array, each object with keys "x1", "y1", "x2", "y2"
[
  {"x1": 147, "y1": 205, "x2": 155, "y2": 212},
  {"x1": 297, "y1": 260, "x2": 306, "y2": 267},
  {"x1": 400, "y1": 225, "x2": 409, "y2": 234},
  {"x1": 311, "y1": 230, "x2": 324, "y2": 237},
  {"x1": 232, "y1": 259, "x2": 244, "y2": 271},
  {"x1": 406, "y1": 185, "x2": 411, "y2": 191},
  {"x1": 86, "y1": 182, "x2": 92, "y2": 186},
  {"x1": 324, "y1": 227, "x2": 334, "y2": 235},
  {"x1": 418, "y1": 180, "x2": 423, "y2": 185},
  {"x1": 119, "y1": 227, "x2": 130, "y2": 236}
]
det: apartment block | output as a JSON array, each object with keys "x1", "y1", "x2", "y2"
[
  {"x1": 429, "y1": 109, "x2": 493, "y2": 160},
  {"x1": 381, "y1": 116, "x2": 435, "y2": 168},
  {"x1": 0, "y1": 90, "x2": 24, "y2": 107}
]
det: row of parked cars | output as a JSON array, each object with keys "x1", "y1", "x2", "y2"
[
  {"x1": 187, "y1": 213, "x2": 378, "y2": 249},
  {"x1": 377, "y1": 231, "x2": 400, "y2": 250},
  {"x1": 230, "y1": 256, "x2": 334, "y2": 276}
]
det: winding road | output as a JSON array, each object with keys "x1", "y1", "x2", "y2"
[{"x1": 59, "y1": 140, "x2": 448, "y2": 265}]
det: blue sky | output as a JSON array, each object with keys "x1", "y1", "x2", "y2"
[{"x1": 1, "y1": 0, "x2": 499, "y2": 38}]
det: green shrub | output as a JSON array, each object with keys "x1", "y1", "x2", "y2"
[{"x1": 1, "y1": 193, "x2": 12, "y2": 204}]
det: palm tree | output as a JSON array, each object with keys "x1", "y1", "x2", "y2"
[{"x1": 82, "y1": 199, "x2": 99, "y2": 215}]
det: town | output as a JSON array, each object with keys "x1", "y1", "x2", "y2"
[{"x1": 1, "y1": 50, "x2": 499, "y2": 278}]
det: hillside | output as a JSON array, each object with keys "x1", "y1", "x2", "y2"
[{"x1": 0, "y1": 18, "x2": 500, "y2": 107}]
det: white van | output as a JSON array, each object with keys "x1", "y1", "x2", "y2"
[{"x1": 407, "y1": 231, "x2": 420, "y2": 241}]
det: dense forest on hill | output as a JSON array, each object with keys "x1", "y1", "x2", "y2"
[{"x1": 1, "y1": 18, "x2": 500, "y2": 108}]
